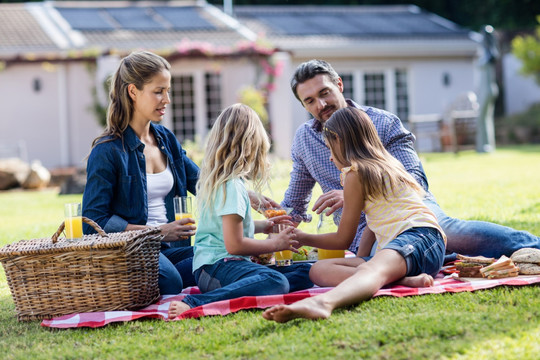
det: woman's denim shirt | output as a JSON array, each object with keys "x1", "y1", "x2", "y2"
[{"x1": 82, "y1": 123, "x2": 199, "y2": 236}]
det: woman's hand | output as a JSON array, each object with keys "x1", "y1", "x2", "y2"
[
  {"x1": 159, "y1": 217, "x2": 197, "y2": 242},
  {"x1": 312, "y1": 190, "x2": 344, "y2": 216}
]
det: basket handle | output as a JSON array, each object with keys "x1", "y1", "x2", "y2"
[{"x1": 52, "y1": 216, "x2": 108, "y2": 243}]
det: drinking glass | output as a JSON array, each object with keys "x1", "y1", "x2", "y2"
[
  {"x1": 64, "y1": 203, "x2": 83, "y2": 241},
  {"x1": 174, "y1": 196, "x2": 193, "y2": 224},
  {"x1": 316, "y1": 209, "x2": 345, "y2": 260},
  {"x1": 273, "y1": 224, "x2": 293, "y2": 266}
]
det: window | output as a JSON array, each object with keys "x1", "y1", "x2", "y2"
[
  {"x1": 340, "y1": 73, "x2": 354, "y2": 100},
  {"x1": 363, "y1": 73, "x2": 386, "y2": 110},
  {"x1": 205, "y1": 72, "x2": 222, "y2": 129},
  {"x1": 337, "y1": 69, "x2": 409, "y2": 124},
  {"x1": 171, "y1": 72, "x2": 222, "y2": 141},
  {"x1": 171, "y1": 75, "x2": 195, "y2": 141},
  {"x1": 395, "y1": 69, "x2": 409, "y2": 123}
]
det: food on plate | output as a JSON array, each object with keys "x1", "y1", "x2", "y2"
[
  {"x1": 455, "y1": 254, "x2": 495, "y2": 278},
  {"x1": 479, "y1": 255, "x2": 519, "y2": 279},
  {"x1": 307, "y1": 248, "x2": 318, "y2": 261},
  {"x1": 251, "y1": 253, "x2": 273, "y2": 265},
  {"x1": 292, "y1": 248, "x2": 309, "y2": 261},
  {"x1": 264, "y1": 209, "x2": 287, "y2": 218},
  {"x1": 510, "y1": 248, "x2": 540, "y2": 275}
]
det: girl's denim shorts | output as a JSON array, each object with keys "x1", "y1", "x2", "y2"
[{"x1": 361, "y1": 227, "x2": 446, "y2": 277}]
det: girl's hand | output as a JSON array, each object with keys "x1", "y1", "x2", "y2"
[
  {"x1": 292, "y1": 227, "x2": 308, "y2": 247},
  {"x1": 255, "y1": 216, "x2": 294, "y2": 234},
  {"x1": 271, "y1": 226, "x2": 299, "y2": 253},
  {"x1": 248, "y1": 191, "x2": 280, "y2": 212},
  {"x1": 159, "y1": 218, "x2": 197, "y2": 242}
]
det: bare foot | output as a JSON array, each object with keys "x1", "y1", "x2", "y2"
[
  {"x1": 262, "y1": 296, "x2": 332, "y2": 323},
  {"x1": 168, "y1": 300, "x2": 191, "y2": 319},
  {"x1": 396, "y1": 273, "x2": 434, "y2": 288}
]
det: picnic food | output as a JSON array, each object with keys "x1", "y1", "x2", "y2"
[
  {"x1": 479, "y1": 255, "x2": 519, "y2": 279},
  {"x1": 455, "y1": 254, "x2": 495, "y2": 278},
  {"x1": 292, "y1": 248, "x2": 309, "y2": 261},
  {"x1": 264, "y1": 209, "x2": 287, "y2": 218},
  {"x1": 510, "y1": 248, "x2": 540, "y2": 275},
  {"x1": 251, "y1": 253, "x2": 273, "y2": 265}
]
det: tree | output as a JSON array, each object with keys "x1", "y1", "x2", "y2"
[{"x1": 512, "y1": 16, "x2": 540, "y2": 85}]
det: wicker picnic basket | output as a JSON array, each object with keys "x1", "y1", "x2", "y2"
[{"x1": 0, "y1": 217, "x2": 163, "y2": 321}]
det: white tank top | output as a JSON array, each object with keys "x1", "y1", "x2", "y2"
[{"x1": 146, "y1": 161, "x2": 174, "y2": 227}]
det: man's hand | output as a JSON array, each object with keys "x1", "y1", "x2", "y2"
[{"x1": 312, "y1": 190, "x2": 344, "y2": 216}]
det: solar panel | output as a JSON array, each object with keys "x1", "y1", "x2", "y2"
[
  {"x1": 152, "y1": 6, "x2": 215, "y2": 30},
  {"x1": 56, "y1": 8, "x2": 115, "y2": 31},
  {"x1": 106, "y1": 8, "x2": 166, "y2": 30},
  {"x1": 249, "y1": 10, "x2": 466, "y2": 37}
]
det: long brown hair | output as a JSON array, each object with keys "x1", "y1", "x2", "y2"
[
  {"x1": 91, "y1": 51, "x2": 171, "y2": 147},
  {"x1": 323, "y1": 107, "x2": 423, "y2": 201}
]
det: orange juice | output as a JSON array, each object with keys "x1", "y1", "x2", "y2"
[
  {"x1": 318, "y1": 249, "x2": 345, "y2": 260},
  {"x1": 65, "y1": 216, "x2": 83, "y2": 240},
  {"x1": 274, "y1": 250, "x2": 293, "y2": 266},
  {"x1": 175, "y1": 213, "x2": 194, "y2": 225}
]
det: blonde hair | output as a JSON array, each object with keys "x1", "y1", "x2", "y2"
[
  {"x1": 323, "y1": 107, "x2": 423, "y2": 201},
  {"x1": 91, "y1": 51, "x2": 171, "y2": 147},
  {"x1": 196, "y1": 103, "x2": 271, "y2": 212}
]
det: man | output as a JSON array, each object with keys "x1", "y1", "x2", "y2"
[{"x1": 281, "y1": 59, "x2": 539, "y2": 259}]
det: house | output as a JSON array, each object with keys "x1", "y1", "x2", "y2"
[{"x1": 0, "y1": 1, "x2": 481, "y2": 169}]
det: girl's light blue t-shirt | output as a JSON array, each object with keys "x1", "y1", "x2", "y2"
[{"x1": 192, "y1": 178, "x2": 254, "y2": 272}]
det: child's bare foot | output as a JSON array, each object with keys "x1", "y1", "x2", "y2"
[
  {"x1": 168, "y1": 300, "x2": 191, "y2": 319},
  {"x1": 396, "y1": 273, "x2": 434, "y2": 288},
  {"x1": 262, "y1": 297, "x2": 332, "y2": 323}
]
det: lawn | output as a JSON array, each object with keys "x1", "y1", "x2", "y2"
[{"x1": 0, "y1": 145, "x2": 539, "y2": 359}]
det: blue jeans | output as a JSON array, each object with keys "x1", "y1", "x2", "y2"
[
  {"x1": 181, "y1": 259, "x2": 313, "y2": 308},
  {"x1": 361, "y1": 227, "x2": 445, "y2": 277},
  {"x1": 424, "y1": 198, "x2": 540, "y2": 259},
  {"x1": 158, "y1": 244, "x2": 195, "y2": 295}
]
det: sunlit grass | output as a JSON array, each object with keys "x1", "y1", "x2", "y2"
[{"x1": 0, "y1": 145, "x2": 539, "y2": 359}]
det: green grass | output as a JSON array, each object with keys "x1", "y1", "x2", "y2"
[{"x1": 1, "y1": 145, "x2": 540, "y2": 359}]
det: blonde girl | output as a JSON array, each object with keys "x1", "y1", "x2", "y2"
[
  {"x1": 168, "y1": 104, "x2": 312, "y2": 319},
  {"x1": 263, "y1": 107, "x2": 446, "y2": 323}
]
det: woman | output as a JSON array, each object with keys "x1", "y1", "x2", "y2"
[{"x1": 82, "y1": 51, "x2": 198, "y2": 294}]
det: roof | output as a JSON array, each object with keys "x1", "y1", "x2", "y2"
[
  {"x1": 234, "y1": 5, "x2": 479, "y2": 57},
  {"x1": 0, "y1": 1, "x2": 261, "y2": 62},
  {"x1": 0, "y1": 4, "x2": 61, "y2": 55},
  {"x1": 0, "y1": 2, "x2": 479, "y2": 62}
]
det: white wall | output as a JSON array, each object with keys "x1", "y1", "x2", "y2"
[
  {"x1": 408, "y1": 59, "x2": 475, "y2": 116},
  {"x1": 503, "y1": 53, "x2": 540, "y2": 115},
  {"x1": 0, "y1": 61, "x2": 102, "y2": 169}
]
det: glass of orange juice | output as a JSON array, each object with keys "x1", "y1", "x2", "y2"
[
  {"x1": 64, "y1": 203, "x2": 83, "y2": 241},
  {"x1": 316, "y1": 210, "x2": 345, "y2": 260},
  {"x1": 272, "y1": 224, "x2": 293, "y2": 266},
  {"x1": 174, "y1": 196, "x2": 195, "y2": 244}
]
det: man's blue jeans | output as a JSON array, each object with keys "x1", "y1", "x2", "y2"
[
  {"x1": 181, "y1": 259, "x2": 313, "y2": 309},
  {"x1": 424, "y1": 198, "x2": 540, "y2": 259}
]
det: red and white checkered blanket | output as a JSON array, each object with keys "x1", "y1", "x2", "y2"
[{"x1": 41, "y1": 274, "x2": 540, "y2": 329}]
